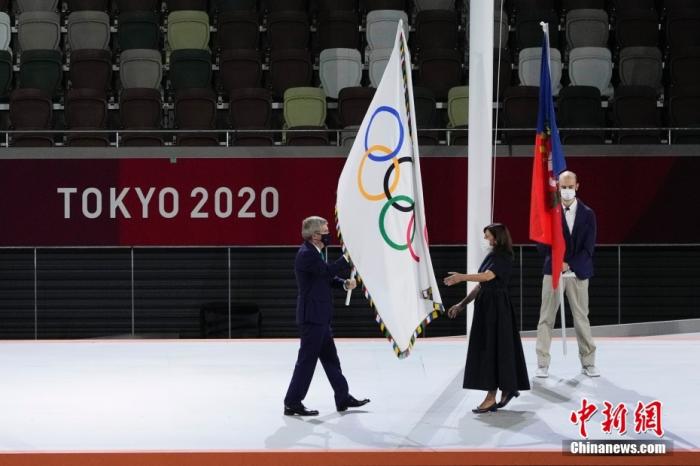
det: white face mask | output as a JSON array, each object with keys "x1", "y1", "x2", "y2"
[
  {"x1": 560, "y1": 188, "x2": 576, "y2": 202},
  {"x1": 482, "y1": 238, "x2": 492, "y2": 251}
]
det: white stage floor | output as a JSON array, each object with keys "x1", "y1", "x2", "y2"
[{"x1": 0, "y1": 335, "x2": 698, "y2": 453}]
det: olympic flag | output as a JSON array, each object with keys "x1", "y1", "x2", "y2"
[{"x1": 335, "y1": 22, "x2": 444, "y2": 358}]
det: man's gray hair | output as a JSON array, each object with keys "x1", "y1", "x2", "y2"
[{"x1": 301, "y1": 216, "x2": 328, "y2": 240}]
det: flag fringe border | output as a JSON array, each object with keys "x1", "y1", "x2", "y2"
[{"x1": 335, "y1": 207, "x2": 445, "y2": 360}]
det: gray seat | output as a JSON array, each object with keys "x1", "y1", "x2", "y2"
[
  {"x1": 366, "y1": 10, "x2": 408, "y2": 51},
  {"x1": 565, "y1": 9, "x2": 609, "y2": 50},
  {"x1": 518, "y1": 47, "x2": 562, "y2": 96},
  {"x1": 15, "y1": 0, "x2": 58, "y2": 12},
  {"x1": 67, "y1": 11, "x2": 111, "y2": 51},
  {"x1": 618, "y1": 46, "x2": 662, "y2": 92},
  {"x1": 341, "y1": 124, "x2": 360, "y2": 147},
  {"x1": 17, "y1": 12, "x2": 61, "y2": 51},
  {"x1": 368, "y1": 47, "x2": 393, "y2": 88},
  {"x1": 0, "y1": 12, "x2": 11, "y2": 51},
  {"x1": 568, "y1": 46, "x2": 613, "y2": 97},
  {"x1": 120, "y1": 49, "x2": 163, "y2": 89},
  {"x1": 319, "y1": 48, "x2": 363, "y2": 100}
]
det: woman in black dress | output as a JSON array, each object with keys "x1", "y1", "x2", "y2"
[{"x1": 444, "y1": 223, "x2": 530, "y2": 413}]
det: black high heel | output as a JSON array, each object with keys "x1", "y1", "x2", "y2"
[
  {"x1": 472, "y1": 402, "x2": 498, "y2": 413},
  {"x1": 496, "y1": 391, "x2": 520, "y2": 408}
]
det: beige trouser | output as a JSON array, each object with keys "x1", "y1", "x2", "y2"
[{"x1": 536, "y1": 275, "x2": 596, "y2": 368}]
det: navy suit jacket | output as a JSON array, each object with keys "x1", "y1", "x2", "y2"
[
  {"x1": 295, "y1": 241, "x2": 350, "y2": 325},
  {"x1": 538, "y1": 199, "x2": 597, "y2": 280}
]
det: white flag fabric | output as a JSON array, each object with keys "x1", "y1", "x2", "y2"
[{"x1": 336, "y1": 22, "x2": 444, "y2": 358}]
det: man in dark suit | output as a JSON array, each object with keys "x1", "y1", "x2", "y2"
[
  {"x1": 535, "y1": 171, "x2": 599, "y2": 378},
  {"x1": 283, "y1": 216, "x2": 370, "y2": 416}
]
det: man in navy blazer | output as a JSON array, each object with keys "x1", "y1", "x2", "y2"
[
  {"x1": 535, "y1": 171, "x2": 599, "y2": 378},
  {"x1": 283, "y1": 216, "x2": 370, "y2": 416}
]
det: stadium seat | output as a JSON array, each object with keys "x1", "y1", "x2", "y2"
[
  {"x1": 65, "y1": 88, "x2": 109, "y2": 146},
  {"x1": 0, "y1": 12, "x2": 11, "y2": 51},
  {"x1": 414, "y1": 0, "x2": 455, "y2": 13},
  {"x1": 366, "y1": 10, "x2": 408, "y2": 51},
  {"x1": 319, "y1": 48, "x2": 362, "y2": 100},
  {"x1": 565, "y1": 9, "x2": 609, "y2": 50},
  {"x1": 119, "y1": 88, "x2": 163, "y2": 146},
  {"x1": 67, "y1": 0, "x2": 109, "y2": 11},
  {"x1": 284, "y1": 87, "x2": 326, "y2": 128},
  {"x1": 116, "y1": 0, "x2": 160, "y2": 12},
  {"x1": 414, "y1": 9, "x2": 458, "y2": 51},
  {"x1": 19, "y1": 49, "x2": 63, "y2": 96},
  {"x1": 317, "y1": 10, "x2": 360, "y2": 51},
  {"x1": 364, "y1": 0, "x2": 405, "y2": 12},
  {"x1": 119, "y1": 88, "x2": 164, "y2": 146},
  {"x1": 229, "y1": 87, "x2": 273, "y2": 146},
  {"x1": 167, "y1": 0, "x2": 209, "y2": 11},
  {"x1": 368, "y1": 47, "x2": 392, "y2": 88},
  {"x1": 264, "y1": 0, "x2": 307, "y2": 13},
  {"x1": 515, "y1": 10, "x2": 559, "y2": 51},
  {"x1": 69, "y1": 49, "x2": 112, "y2": 91},
  {"x1": 168, "y1": 49, "x2": 212, "y2": 91},
  {"x1": 338, "y1": 86, "x2": 375, "y2": 127},
  {"x1": 611, "y1": 85, "x2": 661, "y2": 144},
  {"x1": 417, "y1": 48, "x2": 462, "y2": 100},
  {"x1": 216, "y1": 10, "x2": 259, "y2": 50},
  {"x1": 493, "y1": 48, "x2": 512, "y2": 101},
  {"x1": 120, "y1": 49, "x2": 163, "y2": 90},
  {"x1": 118, "y1": 11, "x2": 161, "y2": 50},
  {"x1": 557, "y1": 85, "x2": 605, "y2": 144},
  {"x1": 67, "y1": 11, "x2": 111, "y2": 51},
  {"x1": 447, "y1": 85, "x2": 468, "y2": 128},
  {"x1": 167, "y1": 10, "x2": 211, "y2": 51},
  {"x1": 502, "y1": 85, "x2": 539, "y2": 145},
  {"x1": 670, "y1": 47, "x2": 700, "y2": 88},
  {"x1": 561, "y1": 0, "x2": 604, "y2": 11},
  {"x1": 268, "y1": 49, "x2": 312, "y2": 98},
  {"x1": 215, "y1": 0, "x2": 257, "y2": 12},
  {"x1": 665, "y1": 8, "x2": 700, "y2": 54},
  {"x1": 15, "y1": 0, "x2": 59, "y2": 13},
  {"x1": 9, "y1": 88, "x2": 54, "y2": 147},
  {"x1": 175, "y1": 87, "x2": 219, "y2": 145},
  {"x1": 413, "y1": 86, "x2": 439, "y2": 145},
  {"x1": 218, "y1": 49, "x2": 262, "y2": 94},
  {"x1": 518, "y1": 47, "x2": 562, "y2": 96},
  {"x1": 17, "y1": 12, "x2": 61, "y2": 52},
  {"x1": 267, "y1": 11, "x2": 309, "y2": 51},
  {"x1": 617, "y1": 46, "x2": 662, "y2": 91},
  {"x1": 0, "y1": 50, "x2": 12, "y2": 96},
  {"x1": 668, "y1": 85, "x2": 700, "y2": 143},
  {"x1": 568, "y1": 46, "x2": 613, "y2": 97},
  {"x1": 614, "y1": 8, "x2": 659, "y2": 49}
]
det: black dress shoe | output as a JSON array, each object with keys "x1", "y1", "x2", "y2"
[
  {"x1": 496, "y1": 391, "x2": 520, "y2": 409},
  {"x1": 284, "y1": 404, "x2": 319, "y2": 416},
  {"x1": 336, "y1": 395, "x2": 370, "y2": 412},
  {"x1": 472, "y1": 402, "x2": 498, "y2": 414}
]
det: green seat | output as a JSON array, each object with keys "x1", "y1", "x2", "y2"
[
  {"x1": 118, "y1": 11, "x2": 161, "y2": 50},
  {"x1": 167, "y1": 10, "x2": 210, "y2": 51},
  {"x1": 169, "y1": 49, "x2": 212, "y2": 91},
  {"x1": 283, "y1": 87, "x2": 326, "y2": 128},
  {"x1": 447, "y1": 85, "x2": 468, "y2": 128},
  {"x1": 19, "y1": 49, "x2": 63, "y2": 96},
  {"x1": 0, "y1": 50, "x2": 12, "y2": 97}
]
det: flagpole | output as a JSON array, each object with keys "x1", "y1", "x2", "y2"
[
  {"x1": 559, "y1": 273, "x2": 567, "y2": 355},
  {"x1": 467, "y1": 0, "x2": 494, "y2": 339}
]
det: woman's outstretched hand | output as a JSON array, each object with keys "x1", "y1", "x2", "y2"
[
  {"x1": 443, "y1": 271, "x2": 464, "y2": 286},
  {"x1": 447, "y1": 303, "x2": 464, "y2": 319}
]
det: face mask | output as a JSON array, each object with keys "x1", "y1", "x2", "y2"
[
  {"x1": 560, "y1": 188, "x2": 576, "y2": 202},
  {"x1": 321, "y1": 233, "x2": 332, "y2": 246},
  {"x1": 482, "y1": 238, "x2": 492, "y2": 250}
]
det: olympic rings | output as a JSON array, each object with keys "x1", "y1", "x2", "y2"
[
  {"x1": 383, "y1": 156, "x2": 414, "y2": 212},
  {"x1": 357, "y1": 145, "x2": 400, "y2": 201},
  {"x1": 379, "y1": 195, "x2": 415, "y2": 251},
  {"x1": 364, "y1": 106, "x2": 404, "y2": 161}
]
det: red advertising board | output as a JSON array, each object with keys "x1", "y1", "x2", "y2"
[{"x1": 0, "y1": 156, "x2": 696, "y2": 246}]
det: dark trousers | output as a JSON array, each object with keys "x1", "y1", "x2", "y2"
[{"x1": 284, "y1": 323, "x2": 349, "y2": 407}]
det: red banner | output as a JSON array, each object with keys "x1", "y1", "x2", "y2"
[{"x1": 0, "y1": 156, "x2": 697, "y2": 246}]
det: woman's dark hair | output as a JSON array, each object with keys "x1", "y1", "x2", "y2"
[{"x1": 484, "y1": 223, "x2": 513, "y2": 256}]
